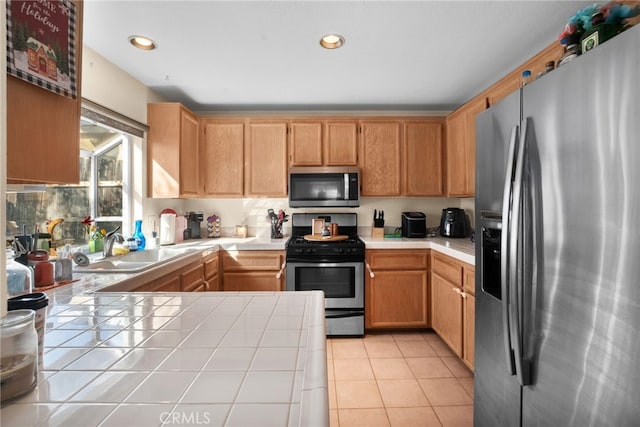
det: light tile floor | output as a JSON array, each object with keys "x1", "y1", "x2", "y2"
[{"x1": 327, "y1": 331, "x2": 473, "y2": 427}]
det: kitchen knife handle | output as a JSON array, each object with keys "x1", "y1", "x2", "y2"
[{"x1": 500, "y1": 124, "x2": 519, "y2": 376}]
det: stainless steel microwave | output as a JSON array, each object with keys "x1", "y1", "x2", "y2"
[{"x1": 288, "y1": 166, "x2": 360, "y2": 208}]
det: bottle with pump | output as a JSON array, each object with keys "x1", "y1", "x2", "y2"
[{"x1": 132, "y1": 220, "x2": 146, "y2": 250}]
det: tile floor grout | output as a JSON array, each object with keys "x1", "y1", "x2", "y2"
[{"x1": 327, "y1": 330, "x2": 473, "y2": 427}]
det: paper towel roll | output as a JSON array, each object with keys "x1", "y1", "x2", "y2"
[{"x1": 160, "y1": 213, "x2": 176, "y2": 245}]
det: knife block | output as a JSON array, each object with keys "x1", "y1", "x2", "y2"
[{"x1": 372, "y1": 227, "x2": 384, "y2": 239}]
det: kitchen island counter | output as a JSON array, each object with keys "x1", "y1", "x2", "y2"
[{"x1": 0, "y1": 291, "x2": 328, "y2": 427}]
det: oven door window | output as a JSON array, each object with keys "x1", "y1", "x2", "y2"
[{"x1": 295, "y1": 266, "x2": 354, "y2": 298}]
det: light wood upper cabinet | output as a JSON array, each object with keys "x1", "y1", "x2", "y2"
[
  {"x1": 180, "y1": 112, "x2": 200, "y2": 197},
  {"x1": 403, "y1": 119, "x2": 445, "y2": 196},
  {"x1": 289, "y1": 120, "x2": 358, "y2": 167},
  {"x1": 245, "y1": 121, "x2": 288, "y2": 197},
  {"x1": 359, "y1": 121, "x2": 403, "y2": 196},
  {"x1": 200, "y1": 119, "x2": 245, "y2": 197},
  {"x1": 147, "y1": 103, "x2": 200, "y2": 198},
  {"x1": 325, "y1": 121, "x2": 358, "y2": 166},
  {"x1": 289, "y1": 121, "x2": 323, "y2": 166},
  {"x1": 446, "y1": 97, "x2": 486, "y2": 197},
  {"x1": 7, "y1": 1, "x2": 84, "y2": 184}
]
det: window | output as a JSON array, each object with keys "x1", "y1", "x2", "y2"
[{"x1": 6, "y1": 118, "x2": 130, "y2": 247}]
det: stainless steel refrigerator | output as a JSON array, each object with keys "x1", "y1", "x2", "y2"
[{"x1": 474, "y1": 24, "x2": 640, "y2": 426}]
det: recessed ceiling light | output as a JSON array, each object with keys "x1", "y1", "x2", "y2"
[
  {"x1": 128, "y1": 35, "x2": 157, "y2": 50},
  {"x1": 320, "y1": 34, "x2": 345, "y2": 49}
]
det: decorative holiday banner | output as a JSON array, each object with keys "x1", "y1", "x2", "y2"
[{"x1": 6, "y1": 0, "x2": 77, "y2": 99}]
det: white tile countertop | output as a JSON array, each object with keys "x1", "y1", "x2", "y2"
[
  {"x1": 360, "y1": 236, "x2": 475, "y2": 265},
  {"x1": 0, "y1": 291, "x2": 328, "y2": 427}
]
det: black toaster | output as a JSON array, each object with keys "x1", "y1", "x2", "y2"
[{"x1": 401, "y1": 212, "x2": 427, "y2": 238}]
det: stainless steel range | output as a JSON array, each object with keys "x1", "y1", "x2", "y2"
[{"x1": 285, "y1": 213, "x2": 364, "y2": 337}]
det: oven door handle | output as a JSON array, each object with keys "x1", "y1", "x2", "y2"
[{"x1": 325, "y1": 309, "x2": 364, "y2": 319}]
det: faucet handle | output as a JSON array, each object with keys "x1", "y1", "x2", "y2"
[{"x1": 106, "y1": 225, "x2": 121, "y2": 238}]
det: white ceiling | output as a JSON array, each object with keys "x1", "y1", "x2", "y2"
[{"x1": 83, "y1": 0, "x2": 593, "y2": 112}]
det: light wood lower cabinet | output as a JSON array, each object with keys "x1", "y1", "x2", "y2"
[
  {"x1": 181, "y1": 262, "x2": 206, "y2": 292},
  {"x1": 106, "y1": 250, "x2": 220, "y2": 293},
  {"x1": 430, "y1": 251, "x2": 475, "y2": 370},
  {"x1": 365, "y1": 249, "x2": 430, "y2": 329},
  {"x1": 203, "y1": 251, "x2": 220, "y2": 291},
  {"x1": 221, "y1": 250, "x2": 284, "y2": 291},
  {"x1": 146, "y1": 271, "x2": 181, "y2": 292}
]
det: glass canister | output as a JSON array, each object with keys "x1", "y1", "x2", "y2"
[
  {"x1": 8, "y1": 293, "x2": 50, "y2": 360},
  {"x1": 6, "y1": 249, "x2": 33, "y2": 297},
  {"x1": 1, "y1": 310, "x2": 38, "y2": 403}
]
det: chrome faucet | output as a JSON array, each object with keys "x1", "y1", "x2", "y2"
[{"x1": 103, "y1": 226, "x2": 125, "y2": 257}]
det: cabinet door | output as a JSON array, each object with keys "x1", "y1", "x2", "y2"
[
  {"x1": 403, "y1": 120, "x2": 444, "y2": 196},
  {"x1": 181, "y1": 263, "x2": 205, "y2": 292},
  {"x1": 366, "y1": 270, "x2": 429, "y2": 329},
  {"x1": 463, "y1": 292, "x2": 475, "y2": 370},
  {"x1": 446, "y1": 97, "x2": 485, "y2": 197},
  {"x1": 147, "y1": 103, "x2": 199, "y2": 198},
  {"x1": 201, "y1": 120, "x2": 244, "y2": 197},
  {"x1": 245, "y1": 122, "x2": 288, "y2": 196},
  {"x1": 150, "y1": 272, "x2": 181, "y2": 292},
  {"x1": 179, "y1": 110, "x2": 200, "y2": 197},
  {"x1": 325, "y1": 121, "x2": 358, "y2": 165},
  {"x1": 359, "y1": 121, "x2": 402, "y2": 196},
  {"x1": 431, "y1": 273, "x2": 463, "y2": 356},
  {"x1": 223, "y1": 272, "x2": 283, "y2": 292},
  {"x1": 289, "y1": 122, "x2": 323, "y2": 166},
  {"x1": 204, "y1": 252, "x2": 220, "y2": 291},
  {"x1": 6, "y1": 0, "x2": 83, "y2": 184}
]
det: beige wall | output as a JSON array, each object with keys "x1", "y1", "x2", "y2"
[
  {"x1": 81, "y1": 44, "x2": 476, "y2": 238},
  {"x1": 82, "y1": 46, "x2": 165, "y2": 124}
]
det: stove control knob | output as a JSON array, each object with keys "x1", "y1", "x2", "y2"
[
  {"x1": 334, "y1": 248, "x2": 344, "y2": 254},
  {"x1": 304, "y1": 248, "x2": 312, "y2": 254}
]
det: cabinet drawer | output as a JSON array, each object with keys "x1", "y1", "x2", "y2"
[
  {"x1": 222, "y1": 251, "x2": 283, "y2": 271},
  {"x1": 367, "y1": 249, "x2": 429, "y2": 270},
  {"x1": 181, "y1": 263, "x2": 205, "y2": 292},
  {"x1": 431, "y1": 252, "x2": 463, "y2": 286}
]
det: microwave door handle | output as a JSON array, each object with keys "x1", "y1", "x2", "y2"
[{"x1": 344, "y1": 173, "x2": 349, "y2": 200}]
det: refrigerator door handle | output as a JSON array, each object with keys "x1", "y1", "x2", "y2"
[
  {"x1": 510, "y1": 118, "x2": 532, "y2": 386},
  {"x1": 500, "y1": 124, "x2": 519, "y2": 375}
]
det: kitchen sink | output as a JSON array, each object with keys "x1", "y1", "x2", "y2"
[{"x1": 74, "y1": 247, "x2": 199, "y2": 274}]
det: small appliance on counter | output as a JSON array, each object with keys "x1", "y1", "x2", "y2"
[
  {"x1": 159, "y1": 212, "x2": 176, "y2": 245},
  {"x1": 186, "y1": 211, "x2": 203, "y2": 239},
  {"x1": 439, "y1": 208, "x2": 470, "y2": 238},
  {"x1": 401, "y1": 212, "x2": 426, "y2": 238}
]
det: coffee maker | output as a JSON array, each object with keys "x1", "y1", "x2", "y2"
[{"x1": 187, "y1": 211, "x2": 203, "y2": 239}]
